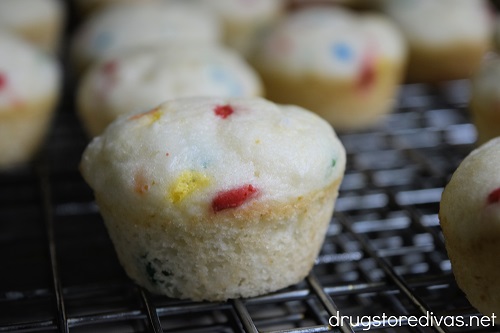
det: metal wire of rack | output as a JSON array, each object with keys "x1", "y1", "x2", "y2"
[{"x1": 1, "y1": 76, "x2": 499, "y2": 333}]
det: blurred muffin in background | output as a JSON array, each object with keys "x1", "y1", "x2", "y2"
[
  {"x1": 183, "y1": 0, "x2": 286, "y2": 58},
  {"x1": 0, "y1": 0, "x2": 64, "y2": 53},
  {"x1": 251, "y1": 6, "x2": 406, "y2": 130},
  {"x1": 0, "y1": 32, "x2": 61, "y2": 169},
  {"x1": 378, "y1": 0, "x2": 493, "y2": 82},
  {"x1": 287, "y1": 0, "x2": 377, "y2": 11},
  {"x1": 77, "y1": 45, "x2": 264, "y2": 137},
  {"x1": 71, "y1": 1, "x2": 222, "y2": 72},
  {"x1": 469, "y1": 57, "x2": 500, "y2": 145}
]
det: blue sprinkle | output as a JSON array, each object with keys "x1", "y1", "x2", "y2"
[
  {"x1": 210, "y1": 66, "x2": 226, "y2": 82},
  {"x1": 93, "y1": 31, "x2": 112, "y2": 51},
  {"x1": 332, "y1": 42, "x2": 353, "y2": 63},
  {"x1": 210, "y1": 66, "x2": 243, "y2": 97}
]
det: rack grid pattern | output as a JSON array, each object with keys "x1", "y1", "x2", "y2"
[{"x1": 1, "y1": 81, "x2": 498, "y2": 333}]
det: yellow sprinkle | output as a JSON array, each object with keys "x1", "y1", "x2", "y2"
[
  {"x1": 128, "y1": 106, "x2": 162, "y2": 125},
  {"x1": 169, "y1": 171, "x2": 211, "y2": 204},
  {"x1": 149, "y1": 110, "x2": 162, "y2": 125}
]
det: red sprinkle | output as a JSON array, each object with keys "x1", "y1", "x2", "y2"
[
  {"x1": 273, "y1": 36, "x2": 291, "y2": 54},
  {"x1": 103, "y1": 60, "x2": 118, "y2": 76},
  {"x1": 0, "y1": 73, "x2": 7, "y2": 90},
  {"x1": 212, "y1": 184, "x2": 258, "y2": 212},
  {"x1": 214, "y1": 104, "x2": 234, "y2": 119},
  {"x1": 357, "y1": 57, "x2": 376, "y2": 91},
  {"x1": 487, "y1": 188, "x2": 500, "y2": 205},
  {"x1": 98, "y1": 60, "x2": 119, "y2": 99}
]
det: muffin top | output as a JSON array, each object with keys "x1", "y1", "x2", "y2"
[
  {"x1": 0, "y1": 32, "x2": 60, "y2": 110},
  {"x1": 0, "y1": 0, "x2": 62, "y2": 29},
  {"x1": 81, "y1": 97, "x2": 346, "y2": 217},
  {"x1": 379, "y1": 0, "x2": 492, "y2": 46},
  {"x1": 78, "y1": 0, "x2": 284, "y2": 19},
  {"x1": 72, "y1": 1, "x2": 221, "y2": 68},
  {"x1": 441, "y1": 137, "x2": 500, "y2": 239},
  {"x1": 78, "y1": 45, "x2": 264, "y2": 128},
  {"x1": 184, "y1": 0, "x2": 286, "y2": 55},
  {"x1": 253, "y1": 6, "x2": 405, "y2": 78},
  {"x1": 187, "y1": 0, "x2": 284, "y2": 22}
]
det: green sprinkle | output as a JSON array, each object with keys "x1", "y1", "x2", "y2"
[
  {"x1": 141, "y1": 253, "x2": 172, "y2": 286},
  {"x1": 145, "y1": 261, "x2": 158, "y2": 285}
]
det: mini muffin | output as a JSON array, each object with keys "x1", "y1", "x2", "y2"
[
  {"x1": 469, "y1": 57, "x2": 500, "y2": 146},
  {"x1": 77, "y1": 0, "x2": 286, "y2": 57},
  {"x1": 379, "y1": 0, "x2": 493, "y2": 82},
  {"x1": 77, "y1": 45, "x2": 264, "y2": 137},
  {"x1": 251, "y1": 6, "x2": 406, "y2": 130},
  {"x1": 71, "y1": 1, "x2": 222, "y2": 71},
  {"x1": 80, "y1": 96, "x2": 346, "y2": 301},
  {"x1": 288, "y1": 0, "x2": 377, "y2": 11},
  {"x1": 0, "y1": 32, "x2": 61, "y2": 169},
  {"x1": 440, "y1": 137, "x2": 500, "y2": 323},
  {"x1": 190, "y1": 0, "x2": 286, "y2": 57},
  {"x1": 0, "y1": 0, "x2": 64, "y2": 53}
]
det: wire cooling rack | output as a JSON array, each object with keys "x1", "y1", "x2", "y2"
[{"x1": 1, "y1": 78, "x2": 499, "y2": 333}]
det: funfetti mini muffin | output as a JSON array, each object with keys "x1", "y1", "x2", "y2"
[
  {"x1": 439, "y1": 137, "x2": 500, "y2": 323},
  {"x1": 469, "y1": 57, "x2": 500, "y2": 146},
  {"x1": 71, "y1": 1, "x2": 222, "y2": 72},
  {"x1": 288, "y1": 0, "x2": 377, "y2": 11},
  {"x1": 379, "y1": 0, "x2": 493, "y2": 82},
  {"x1": 77, "y1": 45, "x2": 264, "y2": 137},
  {"x1": 187, "y1": 0, "x2": 286, "y2": 58},
  {"x1": 0, "y1": 32, "x2": 61, "y2": 169},
  {"x1": 0, "y1": 0, "x2": 64, "y2": 53},
  {"x1": 80, "y1": 96, "x2": 346, "y2": 301},
  {"x1": 251, "y1": 6, "x2": 406, "y2": 130}
]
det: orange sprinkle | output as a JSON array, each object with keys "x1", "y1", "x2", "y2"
[{"x1": 134, "y1": 169, "x2": 150, "y2": 195}]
